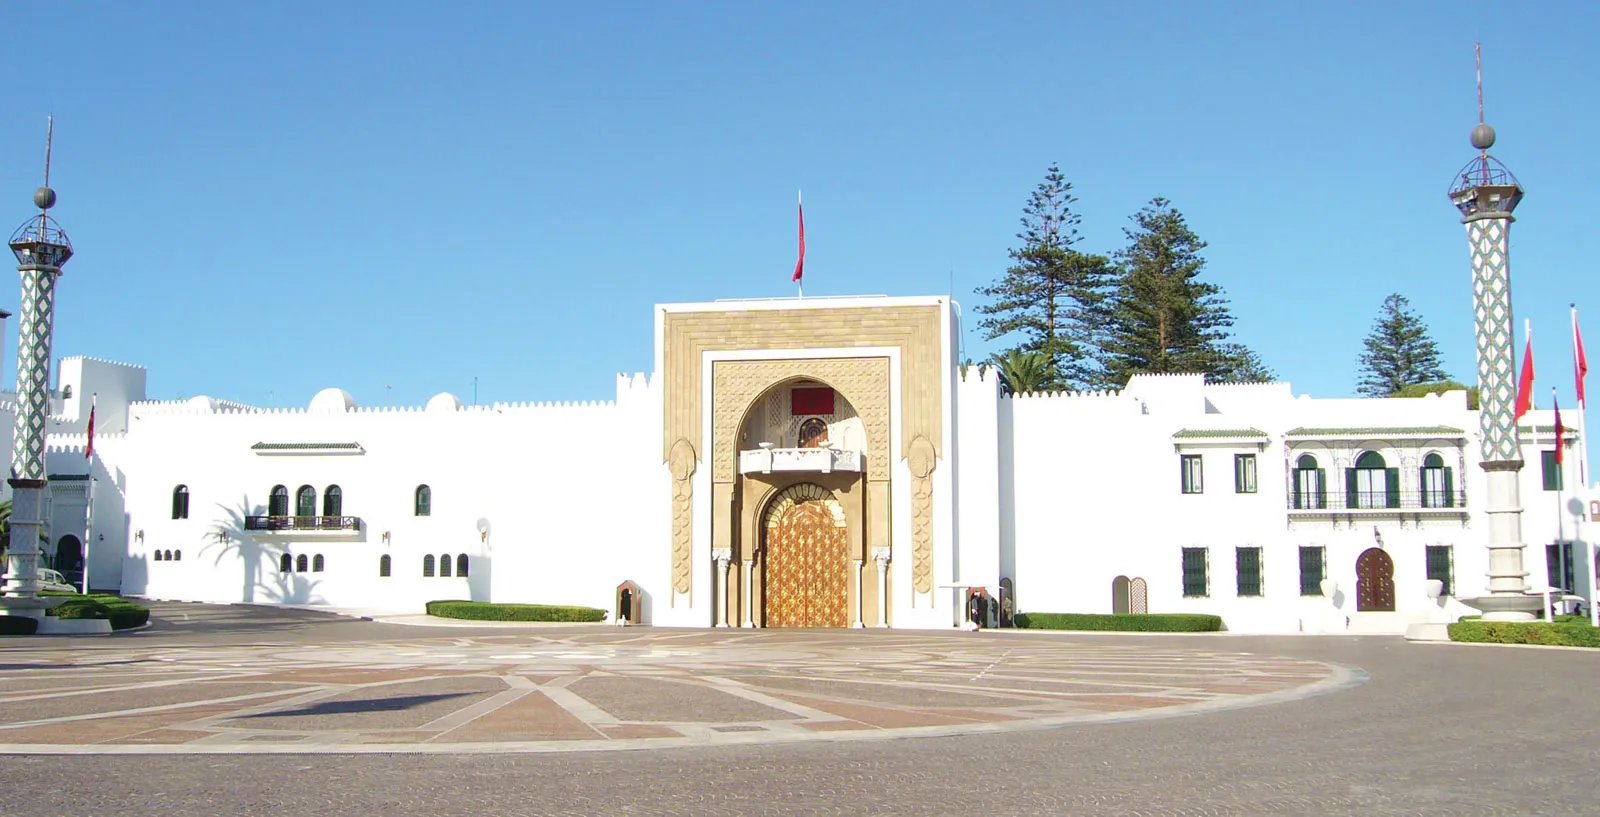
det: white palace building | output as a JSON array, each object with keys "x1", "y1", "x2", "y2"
[{"x1": 3, "y1": 296, "x2": 1594, "y2": 634}]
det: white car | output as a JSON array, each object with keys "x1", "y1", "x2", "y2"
[{"x1": 34, "y1": 568, "x2": 77, "y2": 593}]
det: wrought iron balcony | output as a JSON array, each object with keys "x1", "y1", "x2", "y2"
[
  {"x1": 244, "y1": 515, "x2": 362, "y2": 532},
  {"x1": 739, "y1": 446, "x2": 864, "y2": 475},
  {"x1": 1287, "y1": 491, "x2": 1468, "y2": 512}
]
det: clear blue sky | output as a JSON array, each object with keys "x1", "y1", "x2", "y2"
[{"x1": 0, "y1": 2, "x2": 1594, "y2": 411}]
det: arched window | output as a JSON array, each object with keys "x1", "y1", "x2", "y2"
[
  {"x1": 311, "y1": 554, "x2": 324, "y2": 572},
  {"x1": 172, "y1": 485, "x2": 190, "y2": 519},
  {"x1": 62, "y1": 385, "x2": 72, "y2": 399},
  {"x1": 154, "y1": 550, "x2": 164, "y2": 562},
  {"x1": 414, "y1": 485, "x2": 432, "y2": 517},
  {"x1": 295, "y1": 485, "x2": 316, "y2": 518},
  {"x1": 1293, "y1": 454, "x2": 1326, "y2": 509},
  {"x1": 323, "y1": 485, "x2": 342, "y2": 518},
  {"x1": 164, "y1": 550, "x2": 173, "y2": 561},
  {"x1": 798, "y1": 417, "x2": 829, "y2": 448},
  {"x1": 295, "y1": 554, "x2": 309, "y2": 573},
  {"x1": 456, "y1": 554, "x2": 469, "y2": 578},
  {"x1": 422, "y1": 554, "x2": 435, "y2": 577},
  {"x1": 1421, "y1": 453, "x2": 1455, "y2": 508},
  {"x1": 269, "y1": 485, "x2": 289, "y2": 517},
  {"x1": 440, "y1": 553, "x2": 453, "y2": 578},
  {"x1": 379, "y1": 554, "x2": 392, "y2": 578},
  {"x1": 173, "y1": 549, "x2": 181, "y2": 562},
  {"x1": 279, "y1": 553, "x2": 292, "y2": 572},
  {"x1": 1348, "y1": 451, "x2": 1398, "y2": 509}
]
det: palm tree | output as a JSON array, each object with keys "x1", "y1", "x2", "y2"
[{"x1": 989, "y1": 349, "x2": 1054, "y2": 396}]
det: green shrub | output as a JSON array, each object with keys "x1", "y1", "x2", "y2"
[
  {"x1": 44, "y1": 594, "x2": 149, "y2": 630},
  {"x1": 1448, "y1": 621, "x2": 1600, "y2": 648},
  {"x1": 1013, "y1": 612, "x2": 1224, "y2": 632},
  {"x1": 425, "y1": 600, "x2": 606, "y2": 623},
  {"x1": 0, "y1": 616, "x2": 38, "y2": 635}
]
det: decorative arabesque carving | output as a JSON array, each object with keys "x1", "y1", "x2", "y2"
[
  {"x1": 668, "y1": 438, "x2": 697, "y2": 597},
  {"x1": 907, "y1": 434, "x2": 937, "y2": 595},
  {"x1": 712, "y1": 358, "x2": 891, "y2": 484}
]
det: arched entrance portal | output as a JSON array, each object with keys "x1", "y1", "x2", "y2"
[
  {"x1": 55, "y1": 535, "x2": 83, "y2": 573},
  {"x1": 762, "y1": 483, "x2": 849, "y2": 628},
  {"x1": 1356, "y1": 548, "x2": 1395, "y2": 611}
]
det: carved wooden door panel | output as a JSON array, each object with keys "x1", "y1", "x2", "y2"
[
  {"x1": 764, "y1": 487, "x2": 849, "y2": 628},
  {"x1": 1356, "y1": 548, "x2": 1395, "y2": 612}
]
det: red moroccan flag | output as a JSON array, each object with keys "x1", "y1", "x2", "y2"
[
  {"x1": 1514, "y1": 331, "x2": 1535, "y2": 421},
  {"x1": 1575, "y1": 309, "x2": 1588, "y2": 406},
  {"x1": 84, "y1": 402, "x2": 95, "y2": 460},
  {"x1": 792, "y1": 195, "x2": 805, "y2": 284}
]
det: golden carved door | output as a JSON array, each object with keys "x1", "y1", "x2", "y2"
[{"x1": 763, "y1": 484, "x2": 849, "y2": 628}]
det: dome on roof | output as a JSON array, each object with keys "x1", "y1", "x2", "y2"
[
  {"x1": 308, "y1": 388, "x2": 357, "y2": 413},
  {"x1": 425, "y1": 392, "x2": 463, "y2": 413},
  {"x1": 185, "y1": 395, "x2": 217, "y2": 411}
]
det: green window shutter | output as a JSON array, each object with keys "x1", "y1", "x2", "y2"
[
  {"x1": 1345, "y1": 468, "x2": 1359, "y2": 509},
  {"x1": 1546, "y1": 544, "x2": 1561, "y2": 588},
  {"x1": 1299, "y1": 546, "x2": 1324, "y2": 596},
  {"x1": 1443, "y1": 468, "x2": 1455, "y2": 507},
  {"x1": 1292, "y1": 469, "x2": 1303, "y2": 508},
  {"x1": 1236, "y1": 547, "x2": 1261, "y2": 597},
  {"x1": 1385, "y1": 468, "x2": 1400, "y2": 508},
  {"x1": 1182, "y1": 548, "x2": 1208, "y2": 597},
  {"x1": 1426, "y1": 545, "x2": 1453, "y2": 596},
  {"x1": 1542, "y1": 451, "x2": 1563, "y2": 491},
  {"x1": 1315, "y1": 469, "x2": 1327, "y2": 508}
]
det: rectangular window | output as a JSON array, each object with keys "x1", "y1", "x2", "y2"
[
  {"x1": 1236, "y1": 547, "x2": 1263, "y2": 597},
  {"x1": 1547, "y1": 543, "x2": 1576, "y2": 592},
  {"x1": 1299, "y1": 546, "x2": 1326, "y2": 596},
  {"x1": 1182, "y1": 547, "x2": 1209, "y2": 597},
  {"x1": 1425, "y1": 545, "x2": 1453, "y2": 597},
  {"x1": 1542, "y1": 450, "x2": 1563, "y2": 491},
  {"x1": 1294, "y1": 468, "x2": 1326, "y2": 509},
  {"x1": 1181, "y1": 455, "x2": 1204, "y2": 494},
  {"x1": 1234, "y1": 454, "x2": 1257, "y2": 494}
]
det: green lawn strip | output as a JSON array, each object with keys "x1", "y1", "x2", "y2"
[
  {"x1": 1013, "y1": 612, "x2": 1223, "y2": 632},
  {"x1": 425, "y1": 600, "x2": 606, "y2": 622},
  {"x1": 38, "y1": 591, "x2": 150, "y2": 630}
]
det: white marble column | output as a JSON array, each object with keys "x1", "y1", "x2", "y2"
[
  {"x1": 851, "y1": 560, "x2": 864, "y2": 628},
  {"x1": 873, "y1": 547, "x2": 891, "y2": 628},
  {"x1": 712, "y1": 549, "x2": 731, "y2": 627},
  {"x1": 741, "y1": 560, "x2": 755, "y2": 627}
]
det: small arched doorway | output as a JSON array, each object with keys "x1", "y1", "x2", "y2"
[
  {"x1": 1130, "y1": 577, "x2": 1149, "y2": 613},
  {"x1": 1112, "y1": 575, "x2": 1131, "y2": 614},
  {"x1": 762, "y1": 483, "x2": 849, "y2": 628},
  {"x1": 998, "y1": 577, "x2": 1015, "y2": 627},
  {"x1": 616, "y1": 580, "x2": 641, "y2": 624},
  {"x1": 1356, "y1": 547, "x2": 1395, "y2": 611},
  {"x1": 56, "y1": 535, "x2": 83, "y2": 573}
]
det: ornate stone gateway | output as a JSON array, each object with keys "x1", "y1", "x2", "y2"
[
  {"x1": 1356, "y1": 548, "x2": 1395, "y2": 612},
  {"x1": 763, "y1": 483, "x2": 849, "y2": 628}
]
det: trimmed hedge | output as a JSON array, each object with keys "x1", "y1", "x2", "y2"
[
  {"x1": 426, "y1": 600, "x2": 606, "y2": 623},
  {"x1": 1448, "y1": 620, "x2": 1600, "y2": 648},
  {"x1": 45, "y1": 593, "x2": 150, "y2": 630},
  {"x1": 0, "y1": 616, "x2": 38, "y2": 635},
  {"x1": 1013, "y1": 612, "x2": 1223, "y2": 632}
]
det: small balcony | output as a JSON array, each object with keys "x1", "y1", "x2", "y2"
[
  {"x1": 244, "y1": 515, "x2": 363, "y2": 533},
  {"x1": 739, "y1": 446, "x2": 864, "y2": 476},
  {"x1": 1287, "y1": 491, "x2": 1468, "y2": 513}
]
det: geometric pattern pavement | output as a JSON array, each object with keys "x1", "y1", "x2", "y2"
[{"x1": 0, "y1": 630, "x2": 1357, "y2": 754}]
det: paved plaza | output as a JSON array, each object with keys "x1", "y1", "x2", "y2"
[{"x1": 0, "y1": 602, "x2": 1594, "y2": 814}]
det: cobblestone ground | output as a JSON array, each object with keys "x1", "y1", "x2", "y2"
[{"x1": 0, "y1": 603, "x2": 1595, "y2": 815}]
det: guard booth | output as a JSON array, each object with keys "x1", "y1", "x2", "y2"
[{"x1": 615, "y1": 580, "x2": 643, "y2": 625}]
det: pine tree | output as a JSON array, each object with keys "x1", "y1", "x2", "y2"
[
  {"x1": 1099, "y1": 198, "x2": 1268, "y2": 385},
  {"x1": 974, "y1": 165, "x2": 1115, "y2": 391},
  {"x1": 1356, "y1": 293, "x2": 1449, "y2": 396}
]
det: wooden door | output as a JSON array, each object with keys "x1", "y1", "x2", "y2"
[
  {"x1": 1356, "y1": 548, "x2": 1395, "y2": 612},
  {"x1": 764, "y1": 488, "x2": 849, "y2": 628}
]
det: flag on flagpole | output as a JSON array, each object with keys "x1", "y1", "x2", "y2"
[
  {"x1": 1575, "y1": 307, "x2": 1588, "y2": 407},
  {"x1": 1514, "y1": 324, "x2": 1535, "y2": 421},
  {"x1": 84, "y1": 398, "x2": 95, "y2": 460},
  {"x1": 792, "y1": 192, "x2": 805, "y2": 284},
  {"x1": 1554, "y1": 392, "x2": 1566, "y2": 464}
]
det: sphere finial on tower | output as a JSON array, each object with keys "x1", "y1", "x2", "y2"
[
  {"x1": 1471, "y1": 123, "x2": 1496, "y2": 151},
  {"x1": 32, "y1": 188, "x2": 55, "y2": 211}
]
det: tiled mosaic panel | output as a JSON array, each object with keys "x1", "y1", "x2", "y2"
[
  {"x1": 1468, "y1": 217, "x2": 1519, "y2": 463},
  {"x1": 10, "y1": 268, "x2": 57, "y2": 480}
]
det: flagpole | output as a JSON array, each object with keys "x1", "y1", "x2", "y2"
[
  {"x1": 82, "y1": 393, "x2": 96, "y2": 595},
  {"x1": 796, "y1": 190, "x2": 803, "y2": 300},
  {"x1": 1574, "y1": 304, "x2": 1590, "y2": 489},
  {"x1": 1554, "y1": 387, "x2": 1567, "y2": 609}
]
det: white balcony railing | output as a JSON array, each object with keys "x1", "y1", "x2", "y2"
[{"x1": 739, "y1": 446, "x2": 864, "y2": 475}]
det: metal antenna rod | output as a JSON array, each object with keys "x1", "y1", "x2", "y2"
[
  {"x1": 38, "y1": 116, "x2": 53, "y2": 237},
  {"x1": 1475, "y1": 43, "x2": 1484, "y2": 125}
]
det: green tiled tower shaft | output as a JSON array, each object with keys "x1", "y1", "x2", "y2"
[
  {"x1": 1467, "y1": 214, "x2": 1518, "y2": 464},
  {"x1": 10, "y1": 263, "x2": 58, "y2": 481}
]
